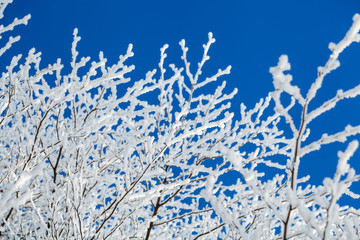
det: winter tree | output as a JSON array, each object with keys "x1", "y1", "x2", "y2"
[{"x1": 1, "y1": 1, "x2": 360, "y2": 239}]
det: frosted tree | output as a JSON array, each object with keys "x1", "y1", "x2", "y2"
[
  {"x1": 201, "y1": 14, "x2": 360, "y2": 240},
  {"x1": 0, "y1": 0, "x2": 360, "y2": 239}
]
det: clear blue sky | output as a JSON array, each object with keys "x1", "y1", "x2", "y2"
[{"x1": 3, "y1": 0, "x2": 360, "y2": 207}]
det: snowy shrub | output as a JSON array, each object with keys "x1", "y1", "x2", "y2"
[{"x1": 0, "y1": 1, "x2": 360, "y2": 239}]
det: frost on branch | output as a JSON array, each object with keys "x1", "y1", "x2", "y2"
[
  {"x1": 0, "y1": 0, "x2": 30, "y2": 57},
  {"x1": 1, "y1": 1, "x2": 360, "y2": 240},
  {"x1": 201, "y1": 12, "x2": 360, "y2": 240}
]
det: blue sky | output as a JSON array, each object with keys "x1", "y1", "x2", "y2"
[{"x1": 3, "y1": 1, "x2": 360, "y2": 207}]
